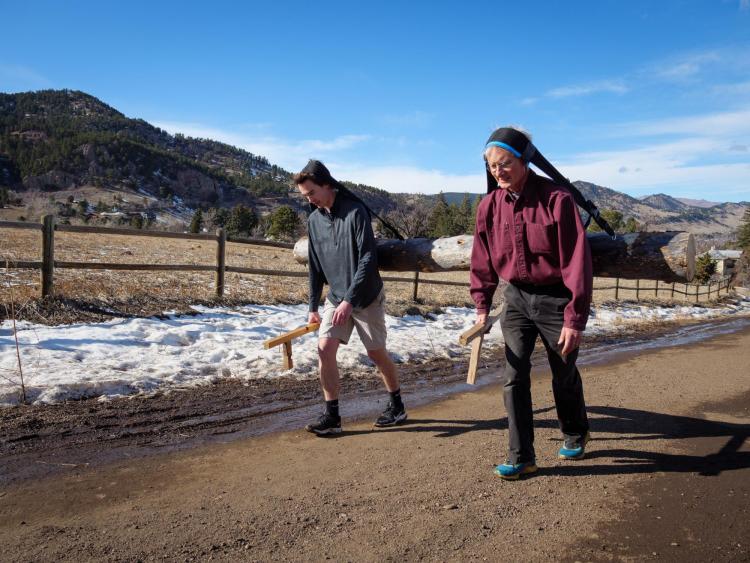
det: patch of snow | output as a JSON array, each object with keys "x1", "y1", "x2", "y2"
[{"x1": 1, "y1": 298, "x2": 749, "y2": 406}]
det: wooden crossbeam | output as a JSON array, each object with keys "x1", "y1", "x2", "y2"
[
  {"x1": 458, "y1": 311, "x2": 501, "y2": 384},
  {"x1": 263, "y1": 323, "x2": 320, "y2": 370}
]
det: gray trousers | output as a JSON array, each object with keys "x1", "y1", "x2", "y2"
[{"x1": 500, "y1": 283, "x2": 589, "y2": 464}]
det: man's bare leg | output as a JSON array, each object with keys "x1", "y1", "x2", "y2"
[
  {"x1": 366, "y1": 348, "x2": 399, "y2": 392},
  {"x1": 318, "y1": 337, "x2": 341, "y2": 400}
]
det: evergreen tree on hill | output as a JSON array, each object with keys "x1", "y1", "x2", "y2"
[
  {"x1": 266, "y1": 206, "x2": 300, "y2": 241},
  {"x1": 694, "y1": 253, "x2": 717, "y2": 284},
  {"x1": 189, "y1": 209, "x2": 203, "y2": 233},
  {"x1": 225, "y1": 204, "x2": 257, "y2": 237},
  {"x1": 469, "y1": 195, "x2": 481, "y2": 234}
]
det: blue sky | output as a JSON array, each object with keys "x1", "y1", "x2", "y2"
[{"x1": 2, "y1": 0, "x2": 749, "y2": 201}]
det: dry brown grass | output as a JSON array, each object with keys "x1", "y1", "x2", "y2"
[{"x1": 1, "y1": 225, "x2": 731, "y2": 322}]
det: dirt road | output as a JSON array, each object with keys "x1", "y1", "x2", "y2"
[{"x1": 1, "y1": 327, "x2": 748, "y2": 562}]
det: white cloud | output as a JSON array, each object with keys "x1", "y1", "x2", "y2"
[
  {"x1": 153, "y1": 120, "x2": 370, "y2": 171},
  {"x1": 555, "y1": 136, "x2": 750, "y2": 197},
  {"x1": 152, "y1": 115, "x2": 749, "y2": 200},
  {"x1": 328, "y1": 164, "x2": 485, "y2": 195},
  {"x1": 547, "y1": 80, "x2": 628, "y2": 98},
  {"x1": 613, "y1": 107, "x2": 750, "y2": 137}
]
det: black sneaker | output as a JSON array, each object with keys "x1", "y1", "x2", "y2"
[
  {"x1": 305, "y1": 413, "x2": 342, "y2": 435},
  {"x1": 374, "y1": 401, "x2": 408, "y2": 427}
]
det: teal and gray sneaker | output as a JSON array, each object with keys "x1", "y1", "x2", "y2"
[
  {"x1": 493, "y1": 461, "x2": 538, "y2": 481},
  {"x1": 558, "y1": 432, "x2": 591, "y2": 460}
]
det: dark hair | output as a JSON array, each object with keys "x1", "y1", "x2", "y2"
[
  {"x1": 292, "y1": 171, "x2": 322, "y2": 186},
  {"x1": 293, "y1": 160, "x2": 336, "y2": 188}
]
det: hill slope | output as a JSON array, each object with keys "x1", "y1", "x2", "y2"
[{"x1": 0, "y1": 89, "x2": 746, "y2": 236}]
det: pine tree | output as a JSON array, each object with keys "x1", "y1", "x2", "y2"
[
  {"x1": 225, "y1": 204, "x2": 257, "y2": 237},
  {"x1": 458, "y1": 194, "x2": 472, "y2": 234},
  {"x1": 588, "y1": 209, "x2": 624, "y2": 232},
  {"x1": 266, "y1": 206, "x2": 300, "y2": 241},
  {"x1": 189, "y1": 209, "x2": 203, "y2": 233},
  {"x1": 469, "y1": 195, "x2": 481, "y2": 234},
  {"x1": 210, "y1": 207, "x2": 229, "y2": 229},
  {"x1": 737, "y1": 206, "x2": 750, "y2": 249},
  {"x1": 428, "y1": 192, "x2": 450, "y2": 237},
  {"x1": 623, "y1": 217, "x2": 639, "y2": 233},
  {"x1": 694, "y1": 253, "x2": 717, "y2": 284}
]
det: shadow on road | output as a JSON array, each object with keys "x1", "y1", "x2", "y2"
[{"x1": 329, "y1": 400, "x2": 750, "y2": 478}]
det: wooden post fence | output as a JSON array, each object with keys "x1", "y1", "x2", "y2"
[
  {"x1": 41, "y1": 214, "x2": 55, "y2": 297},
  {"x1": 412, "y1": 270, "x2": 420, "y2": 302},
  {"x1": 635, "y1": 278, "x2": 640, "y2": 301},
  {"x1": 216, "y1": 228, "x2": 226, "y2": 298},
  {"x1": 614, "y1": 277, "x2": 619, "y2": 300}
]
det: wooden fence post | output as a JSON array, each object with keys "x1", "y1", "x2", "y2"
[
  {"x1": 655, "y1": 280, "x2": 659, "y2": 298},
  {"x1": 635, "y1": 278, "x2": 640, "y2": 301},
  {"x1": 695, "y1": 283, "x2": 699, "y2": 303},
  {"x1": 41, "y1": 214, "x2": 55, "y2": 297},
  {"x1": 614, "y1": 277, "x2": 619, "y2": 300},
  {"x1": 216, "y1": 228, "x2": 226, "y2": 298},
  {"x1": 412, "y1": 270, "x2": 420, "y2": 302},
  {"x1": 671, "y1": 282, "x2": 675, "y2": 300}
]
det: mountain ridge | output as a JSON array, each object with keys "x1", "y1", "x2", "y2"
[{"x1": 0, "y1": 89, "x2": 746, "y2": 236}]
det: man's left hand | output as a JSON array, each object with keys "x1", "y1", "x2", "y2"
[
  {"x1": 332, "y1": 301, "x2": 353, "y2": 326},
  {"x1": 557, "y1": 327, "x2": 582, "y2": 358}
]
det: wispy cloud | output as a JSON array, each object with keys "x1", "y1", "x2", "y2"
[
  {"x1": 0, "y1": 63, "x2": 52, "y2": 90},
  {"x1": 153, "y1": 120, "x2": 370, "y2": 171},
  {"x1": 556, "y1": 136, "x2": 750, "y2": 198},
  {"x1": 652, "y1": 52, "x2": 720, "y2": 81},
  {"x1": 612, "y1": 107, "x2": 750, "y2": 137},
  {"x1": 329, "y1": 163, "x2": 484, "y2": 194},
  {"x1": 154, "y1": 111, "x2": 750, "y2": 200},
  {"x1": 546, "y1": 80, "x2": 628, "y2": 98},
  {"x1": 741, "y1": 0, "x2": 749, "y2": 11}
]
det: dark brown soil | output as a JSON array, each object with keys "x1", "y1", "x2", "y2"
[{"x1": 0, "y1": 326, "x2": 748, "y2": 562}]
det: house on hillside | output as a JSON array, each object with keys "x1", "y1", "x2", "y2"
[{"x1": 706, "y1": 247, "x2": 743, "y2": 276}]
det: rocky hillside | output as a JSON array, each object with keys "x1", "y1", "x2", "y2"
[
  {"x1": 0, "y1": 90, "x2": 419, "y2": 225},
  {"x1": 0, "y1": 89, "x2": 746, "y2": 236},
  {"x1": 573, "y1": 181, "x2": 747, "y2": 235}
]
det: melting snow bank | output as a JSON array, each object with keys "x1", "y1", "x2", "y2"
[{"x1": 2, "y1": 297, "x2": 750, "y2": 406}]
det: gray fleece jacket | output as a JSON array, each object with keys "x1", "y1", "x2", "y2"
[{"x1": 307, "y1": 193, "x2": 383, "y2": 312}]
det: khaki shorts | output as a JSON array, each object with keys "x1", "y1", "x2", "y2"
[{"x1": 319, "y1": 289, "x2": 387, "y2": 350}]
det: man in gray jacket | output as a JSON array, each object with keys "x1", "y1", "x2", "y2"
[{"x1": 293, "y1": 160, "x2": 407, "y2": 435}]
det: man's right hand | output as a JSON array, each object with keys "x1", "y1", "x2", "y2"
[
  {"x1": 476, "y1": 313, "x2": 488, "y2": 325},
  {"x1": 308, "y1": 311, "x2": 321, "y2": 324}
]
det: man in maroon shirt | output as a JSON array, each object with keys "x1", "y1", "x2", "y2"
[{"x1": 470, "y1": 126, "x2": 593, "y2": 480}]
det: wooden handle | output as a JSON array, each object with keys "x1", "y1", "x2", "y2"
[{"x1": 263, "y1": 323, "x2": 320, "y2": 349}]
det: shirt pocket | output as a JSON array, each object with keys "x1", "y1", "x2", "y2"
[{"x1": 525, "y1": 221, "x2": 557, "y2": 255}]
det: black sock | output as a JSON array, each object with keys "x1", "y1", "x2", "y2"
[
  {"x1": 389, "y1": 389, "x2": 403, "y2": 409},
  {"x1": 325, "y1": 399, "x2": 339, "y2": 419}
]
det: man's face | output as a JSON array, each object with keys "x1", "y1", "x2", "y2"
[
  {"x1": 297, "y1": 179, "x2": 334, "y2": 209},
  {"x1": 485, "y1": 146, "x2": 527, "y2": 193}
]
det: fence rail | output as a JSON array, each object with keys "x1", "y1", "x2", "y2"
[{"x1": 1, "y1": 217, "x2": 734, "y2": 302}]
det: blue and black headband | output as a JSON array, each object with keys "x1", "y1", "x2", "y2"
[{"x1": 484, "y1": 127, "x2": 537, "y2": 162}]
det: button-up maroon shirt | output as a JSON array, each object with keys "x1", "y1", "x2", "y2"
[{"x1": 470, "y1": 170, "x2": 593, "y2": 330}]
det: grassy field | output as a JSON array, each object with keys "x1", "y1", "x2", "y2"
[{"x1": 1, "y1": 225, "x2": 728, "y2": 320}]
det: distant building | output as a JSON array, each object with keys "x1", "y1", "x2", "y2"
[{"x1": 705, "y1": 247, "x2": 743, "y2": 276}]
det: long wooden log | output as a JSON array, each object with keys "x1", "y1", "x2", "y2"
[{"x1": 293, "y1": 231, "x2": 695, "y2": 282}]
